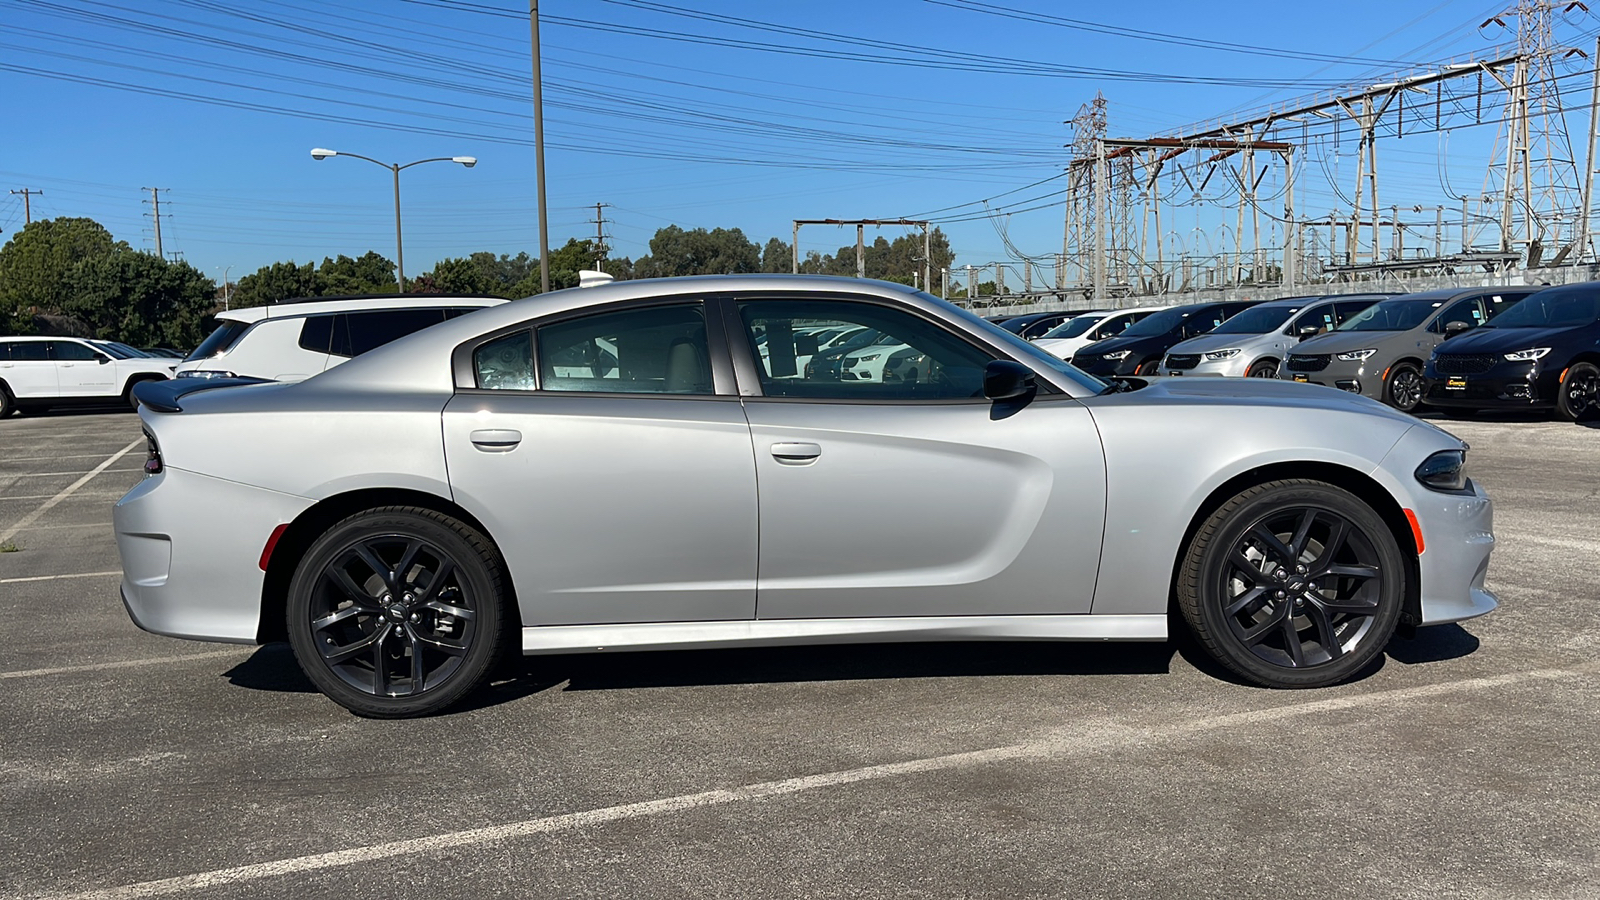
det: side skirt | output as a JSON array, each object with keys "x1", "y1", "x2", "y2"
[{"x1": 521, "y1": 614, "x2": 1167, "y2": 655}]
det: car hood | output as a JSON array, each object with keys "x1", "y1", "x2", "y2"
[
  {"x1": 1078, "y1": 332, "x2": 1172, "y2": 357},
  {"x1": 1118, "y1": 373, "x2": 1424, "y2": 425},
  {"x1": 1436, "y1": 324, "x2": 1584, "y2": 353},
  {"x1": 1166, "y1": 332, "x2": 1273, "y2": 355},
  {"x1": 1292, "y1": 329, "x2": 1407, "y2": 355}
]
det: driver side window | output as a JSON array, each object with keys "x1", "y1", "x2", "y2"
[
  {"x1": 738, "y1": 299, "x2": 995, "y2": 400},
  {"x1": 1430, "y1": 298, "x2": 1483, "y2": 333}
]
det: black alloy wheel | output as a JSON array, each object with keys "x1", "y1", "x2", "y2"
[
  {"x1": 1557, "y1": 361, "x2": 1600, "y2": 422},
  {"x1": 1247, "y1": 359, "x2": 1279, "y2": 379},
  {"x1": 287, "y1": 507, "x2": 508, "y2": 718},
  {"x1": 1384, "y1": 362, "x2": 1425, "y2": 413},
  {"x1": 1178, "y1": 479, "x2": 1405, "y2": 688}
]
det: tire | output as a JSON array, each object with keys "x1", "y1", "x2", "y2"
[
  {"x1": 123, "y1": 376, "x2": 162, "y2": 410},
  {"x1": 1134, "y1": 358, "x2": 1162, "y2": 376},
  {"x1": 1177, "y1": 479, "x2": 1405, "y2": 688},
  {"x1": 0, "y1": 383, "x2": 13, "y2": 419},
  {"x1": 1383, "y1": 362, "x2": 1425, "y2": 413},
  {"x1": 1557, "y1": 361, "x2": 1599, "y2": 422},
  {"x1": 286, "y1": 506, "x2": 509, "y2": 718},
  {"x1": 1246, "y1": 359, "x2": 1279, "y2": 379}
]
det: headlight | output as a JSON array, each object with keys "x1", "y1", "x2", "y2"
[
  {"x1": 1102, "y1": 350, "x2": 1131, "y2": 360},
  {"x1": 1204, "y1": 349, "x2": 1241, "y2": 360},
  {"x1": 1415, "y1": 449, "x2": 1468, "y2": 492},
  {"x1": 1336, "y1": 349, "x2": 1377, "y2": 361},
  {"x1": 1503, "y1": 347, "x2": 1550, "y2": 361},
  {"x1": 854, "y1": 354, "x2": 880, "y2": 363},
  {"x1": 176, "y1": 369, "x2": 236, "y2": 379}
]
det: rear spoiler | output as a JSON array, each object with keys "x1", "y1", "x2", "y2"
[{"x1": 133, "y1": 376, "x2": 274, "y2": 413}]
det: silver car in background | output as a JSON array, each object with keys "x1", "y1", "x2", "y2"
[
  {"x1": 1034, "y1": 305, "x2": 1167, "y2": 360},
  {"x1": 1162, "y1": 295, "x2": 1389, "y2": 379},
  {"x1": 117, "y1": 275, "x2": 1498, "y2": 718}
]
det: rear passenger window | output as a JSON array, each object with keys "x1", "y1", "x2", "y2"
[
  {"x1": 333, "y1": 309, "x2": 448, "y2": 357},
  {"x1": 299, "y1": 315, "x2": 335, "y2": 353},
  {"x1": 12, "y1": 342, "x2": 49, "y2": 361},
  {"x1": 0, "y1": 342, "x2": 10, "y2": 361},
  {"x1": 539, "y1": 304, "x2": 711, "y2": 394}
]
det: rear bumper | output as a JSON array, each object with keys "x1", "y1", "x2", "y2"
[{"x1": 115, "y1": 467, "x2": 312, "y2": 644}]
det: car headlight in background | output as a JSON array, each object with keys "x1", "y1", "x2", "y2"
[
  {"x1": 175, "y1": 370, "x2": 237, "y2": 379},
  {"x1": 1204, "y1": 349, "x2": 1241, "y2": 360},
  {"x1": 1415, "y1": 449, "x2": 1468, "y2": 492},
  {"x1": 1102, "y1": 350, "x2": 1131, "y2": 360},
  {"x1": 1336, "y1": 349, "x2": 1378, "y2": 361},
  {"x1": 1503, "y1": 347, "x2": 1551, "y2": 361}
]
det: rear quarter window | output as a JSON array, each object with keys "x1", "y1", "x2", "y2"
[{"x1": 337, "y1": 308, "x2": 449, "y2": 357}]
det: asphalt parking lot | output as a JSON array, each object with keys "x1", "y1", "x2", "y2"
[{"x1": 2, "y1": 407, "x2": 1597, "y2": 900}]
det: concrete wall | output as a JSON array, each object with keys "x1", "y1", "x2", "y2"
[{"x1": 962, "y1": 263, "x2": 1600, "y2": 317}]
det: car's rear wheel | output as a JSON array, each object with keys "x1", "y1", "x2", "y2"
[
  {"x1": 1557, "y1": 361, "x2": 1599, "y2": 422},
  {"x1": 1177, "y1": 479, "x2": 1405, "y2": 688},
  {"x1": 1246, "y1": 359, "x2": 1279, "y2": 378},
  {"x1": 1384, "y1": 362, "x2": 1425, "y2": 412},
  {"x1": 0, "y1": 383, "x2": 13, "y2": 418},
  {"x1": 287, "y1": 506, "x2": 508, "y2": 718}
]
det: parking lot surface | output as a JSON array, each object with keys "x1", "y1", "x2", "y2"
[{"x1": 2, "y1": 408, "x2": 1597, "y2": 899}]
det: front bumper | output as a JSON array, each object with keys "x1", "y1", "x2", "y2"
[
  {"x1": 1422, "y1": 359, "x2": 1557, "y2": 410},
  {"x1": 1282, "y1": 357, "x2": 1382, "y2": 400},
  {"x1": 1163, "y1": 356, "x2": 1248, "y2": 377},
  {"x1": 1073, "y1": 354, "x2": 1142, "y2": 377},
  {"x1": 115, "y1": 467, "x2": 313, "y2": 644}
]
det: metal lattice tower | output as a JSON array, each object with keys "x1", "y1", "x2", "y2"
[
  {"x1": 1482, "y1": 0, "x2": 1590, "y2": 264},
  {"x1": 1061, "y1": 94, "x2": 1107, "y2": 294}
]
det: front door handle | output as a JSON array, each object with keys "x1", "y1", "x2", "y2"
[
  {"x1": 771, "y1": 441, "x2": 821, "y2": 464},
  {"x1": 470, "y1": 428, "x2": 522, "y2": 452}
]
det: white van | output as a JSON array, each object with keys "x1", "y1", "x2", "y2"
[{"x1": 177, "y1": 294, "x2": 507, "y2": 381}]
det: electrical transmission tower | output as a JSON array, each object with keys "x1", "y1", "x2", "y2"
[
  {"x1": 1061, "y1": 93, "x2": 1108, "y2": 296},
  {"x1": 1481, "y1": 0, "x2": 1592, "y2": 265}
]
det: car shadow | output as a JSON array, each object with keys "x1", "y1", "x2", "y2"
[
  {"x1": 224, "y1": 639, "x2": 1178, "y2": 710},
  {"x1": 1384, "y1": 623, "x2": 1480, "y2": 665}
]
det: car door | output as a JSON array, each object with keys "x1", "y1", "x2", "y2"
[
  {"x1": 1422, "y1": 295, "x2": 1487, "y2": 355},
  {"x1": 442, "y1": 299, "x2": 759, "y2": 626},
  {"x1": 730, "y1": 295, "x2": 1107, "y2": 620},
  {"x1": 50, "y1": 340, "x2": 115, "y2": 396},
  {"x1": 0, "y1": 341, "x2": 59, "y2": 399}
]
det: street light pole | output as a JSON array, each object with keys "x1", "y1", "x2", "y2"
[{"x1": 310, "y1": 148, "x2": 477, "y2": 292}]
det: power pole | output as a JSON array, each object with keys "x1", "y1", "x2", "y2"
[
  {"x1": 529, "y1": 0, "x2": 550, "y2": 293},
  {"x1": 143, "y1": 187, "x2": 167, "y2": 259},
  {"x1": 856, "y1": 224, "x2": 865, "y2": 278},
  {"x1": 8, "y1": 189, "x2": 41, "y2": 224},
  {"x1": 792, "y1": 219, "x2": 932, "y2": 282},
  {"x1": 590, "y1": 202, "x2": 610, "y2": 269}
]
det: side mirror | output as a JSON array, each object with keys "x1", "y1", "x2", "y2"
[
  {"x1": 983, "y1": 360, "x2": 1036, "y2": 400},
  {"x1": 1444, "y1": 320, "x2": 1472, "y2": 335},
  {"x1": 794, "y1": 333, "x2": 819, "y2": 357},
  {"x1": 1297, "y1": 324, "x2": 1321, "y2": 339},
  {"x1": 96, "y1": 354, "x2": 111, "y2": 364}
]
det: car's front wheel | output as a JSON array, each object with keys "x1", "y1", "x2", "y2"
[
  {"x1": 1246, "y1": 359, "x2": 1279, "y2": 378},
  {"x1": 1177, "y1": 479, "x2": 1405, "y2": 688},
  {"x1": 1384, "y1": 362, "x2": 1425, "y2": 412},
  {"x1": 1557, "y1": 361, "x2": 1599, "y2": 422},
  {"x1": 287, "y1": 506, "x2": 509, "y2": 718}
]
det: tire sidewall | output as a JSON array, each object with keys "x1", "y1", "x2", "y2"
[
  {"x1": 1557, "y1": 362, "x2": 1599, "y2": 422},
  {"x1": 1188, "y1": 482, "x2": 1405, "y2": 688},
  {"x1": 1247, "y1": 360, "x2": 1278, "y2": 379},
  {"x1": 1385, "y1": 362, "x2": 1424, "y2": 412},
  {"x1": 286, "y1": 509, "x2": 504, "y2": 718}
]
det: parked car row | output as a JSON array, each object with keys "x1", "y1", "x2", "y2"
[{"x1": 993, "y1": 280, "x2": 1600, "y2": 420}]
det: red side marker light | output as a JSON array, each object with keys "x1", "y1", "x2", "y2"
[
  {"x1": 259, "y1": 523, "x2": 290, "y2": 571},
  {"x1": 1403, "y1": 509, "x2": 1426, "y2": 555}
]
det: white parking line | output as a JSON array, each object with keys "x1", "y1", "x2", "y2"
[
  {"x1": 7, "y1": 467, "x2": 144, "y2": 478},
  {"x1": 0, "y1": 649, "x2": 242, "y2": 681},
  {"x1": 0, "y1": 438, "x2": 142, "y2": 544},
  {"x1": 0, "y1": 492, "x2": 129, "y2": 502},
  {"x1": 0, "y1": 570, "x2": 121, "y2": 585},
  {"x1": 36, "y1": 660, "x2": 1600, "y2": 900}
]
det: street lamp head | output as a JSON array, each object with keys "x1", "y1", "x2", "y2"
[
  {"x1": 453, "y1": 156, "x2": 478, "y2": 168},
  {"x1": 310, "y1": 148, "x2": 337, "y2": 160}
]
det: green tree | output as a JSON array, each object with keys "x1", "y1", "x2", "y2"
[
  {"x1": 320, "y1": 251, "x2": 397, "y2": 295},
  {"x1": 417, "y1": 256, "x2": 495, "y2": 295},
  {"x1": 64, "y1": 251, "x2": 216, "y2": 348},
  {"x1": 0, "y1": 217, "x2": 125, "y2": 334},
  {"x1": 761, "y1": 237, "x2": 791, "y2": 273},
  {"x1": 633, "y1": 226, "x2": 760, "y2": 278},
  {"x1": 230, "y1": 260, "x2": 322, "y2": 309}
]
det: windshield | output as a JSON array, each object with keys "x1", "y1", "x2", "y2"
[
  {"x1": 92, "y1": 342, "x2": 138, "y2": 359},
  {"x1": 1042, "y1": 314, "x2": 1102, "y2": 339},
  {"x1": 186, "y1": 320, "x2": 250, "y2": 361},
  {"x1": 1337, "y1": 297, "x2": 1441, "y2": 332},
  {"x1": 1120, "y1": 307, "x2": 1194, "y2": 338},
  {"x1": 1485, "y1": 289, "x2": 1600, "y2": 328},
  {"x1": 1211, "y1": 306, "x2": 1299, "y2": 335}
]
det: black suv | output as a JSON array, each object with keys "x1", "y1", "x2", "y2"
[
  {"x1": 1070, "y1": 300, "x2": 1258, "y2": 377},
  {"x1": 1423, "y1": 281, "x2": 1600, "y2": 420}
]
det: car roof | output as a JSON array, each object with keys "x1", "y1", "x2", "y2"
[
  {"x1": 216, "y1": 293, "x2": 508, "y2": 324},
  {"x1": 0, "y1": 335, "x2": 87, "y2": 342}
]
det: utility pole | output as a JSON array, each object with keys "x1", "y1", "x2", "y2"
[
  {"x1": 143, "y1": 187, "x2": 167, "y2": 259},
  {"x1": 590, "y1": 202, "x2": 610, "y2": 270},
  {"x1": 856, "y1": 224, "x2": 865, "y2": 278},
  {"x1": 8, "y1": 189, "x2": 41, "y2": 224},
  {"x1": 792, "y1": 219, "x2": 932, "y2": 282},
  {"x1": 529, "y1": 0, "x2": 550, "y2": 293}
]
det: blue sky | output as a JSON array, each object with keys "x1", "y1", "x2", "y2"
[{"x1": 0, "y1": 0, "x2": 1574, "y2": 287}]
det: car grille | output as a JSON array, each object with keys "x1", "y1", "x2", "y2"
[
  {"x1": 1286, "y1": 354, "x2": 1331, "y2": 372},
  {"x1": 1433, "y1": 353, "x2": 1498, "y2": 375},
  {"x1": 1165, "y1": 354, "x2": 1201, "y2": 370},
  {"x1": 1073, "y1": 356, "x2": 1097, "y2": 368}
]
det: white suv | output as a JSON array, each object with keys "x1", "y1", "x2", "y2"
[
  {"x1": 0, "y1": 336, "x2": 177, "y2": 417},
  {"x1": 177, "y1": 294, "x2": 507, "y2": 382}
]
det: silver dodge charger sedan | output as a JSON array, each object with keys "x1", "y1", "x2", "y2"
[{"x1": 116, "y1": 275, "x2": 1497, "y2": 718}]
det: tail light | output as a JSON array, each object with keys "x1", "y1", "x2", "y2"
[{"x1": 143, "y1": 430, "x2": 163, "y2": 476}]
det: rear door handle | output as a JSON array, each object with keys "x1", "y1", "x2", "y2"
[
  {"x1": 771, "y1": 441, "x2": 821, "y2": 464},
  {"x1": 470, "y1": 428, "x2": 522, "y2": 452}
]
